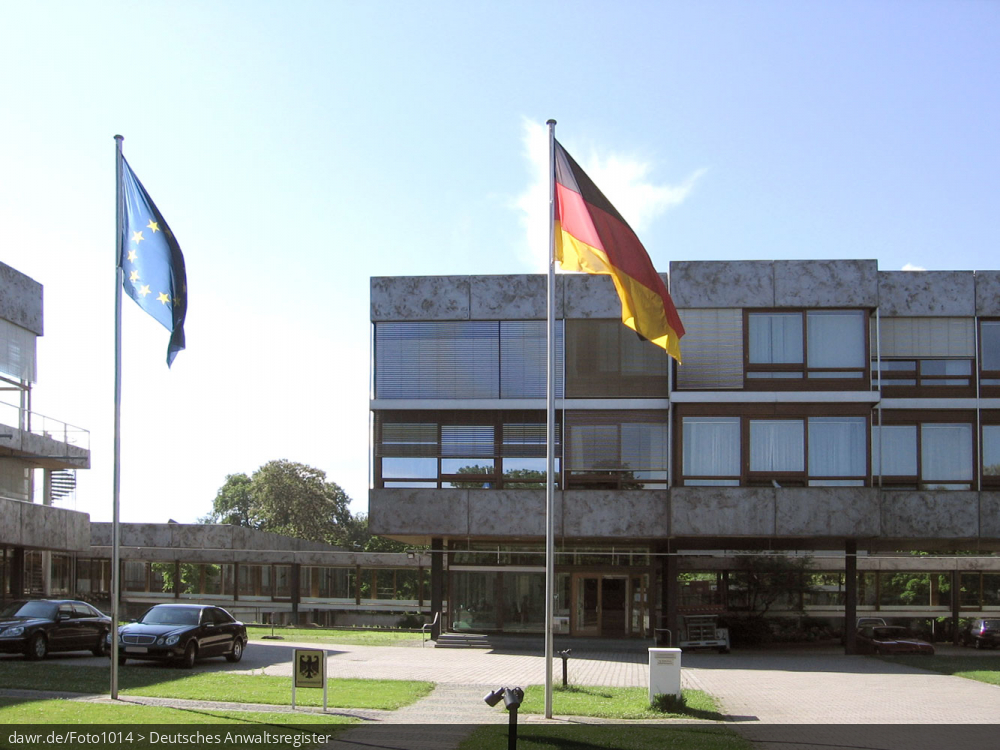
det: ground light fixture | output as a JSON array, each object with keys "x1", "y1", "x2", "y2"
[
  {"x1": 484, "y1": 686, "x2": 524, "y2": 750},
  {"x1": 558, "y1": 648, "x2": 572, "y2": 686}
]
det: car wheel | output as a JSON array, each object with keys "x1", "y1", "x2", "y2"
[
  {"x1": 93, "y1": 633, "x2": 109, "y2": 657},
  {"x1": 179, "y1": 641, "x2": 197, "y2": 669},
  {"x1": 120, "y1": 656, "x2": 128, "y2": 665},
  {"x1": 873, "y1": 646, "x2": 882, "y2": 655},
  {"x1": 225, "y1": 639, "x2": 244, "y2": 663},
  {"x1": 25, "y1": 633, "x2": 48, "y2": 661},
  {"x1": 975, "y1": 639, "x2": 983, "y2": 650}
]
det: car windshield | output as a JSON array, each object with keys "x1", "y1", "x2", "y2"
[
  {"x1": 139, "y1": 607, "x2": 200, "y2": 626},
  {"x1": 0, "y1": 601, "x2": 57, "y2": 619},
  {"x1": 982, "y1": 621, "x2": 1000, "y2": 629}
]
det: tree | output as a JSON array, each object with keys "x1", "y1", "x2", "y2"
[
  {"x1": 201, "y1": 460, "x2": 353, "y2": 546},
  {"x1": 733, "y1": 555, "x2": 815, "y2": 616}
]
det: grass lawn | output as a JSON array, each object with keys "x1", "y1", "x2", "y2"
[
  {"x1": 878, "y1": 653, "x2": 1000, "y2": 686},
  {"x1": 0, "y1": 696, "x2": 356, "y2": 725},
  {"x1": 513, "y1": 685, "x2": 727, "y2": 721},
  {"x1": 0, "y1": 661, "x2": 433, "y2": 710},
  {"x1": 462, "y1": 725, "x2": 752, "y2": 750},
  {"x1": 246, "y1": 625, "x2": 422, "y2": 647}
]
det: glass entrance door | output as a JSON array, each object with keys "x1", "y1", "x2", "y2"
[{"x1": 572, "y1": 574, "x2": 600, "y2": 636}]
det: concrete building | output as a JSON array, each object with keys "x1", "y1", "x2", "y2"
[
  {"x1": 0, "y1": 261, "x2": 92, "y2": 599},
  {"x1": 368, "y1": 261, "x2": 1000, "y2": 644}
]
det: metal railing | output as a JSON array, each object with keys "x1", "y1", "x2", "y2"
[{"x1": 0, "y1": 399, "x2": 90, "y2": 451}]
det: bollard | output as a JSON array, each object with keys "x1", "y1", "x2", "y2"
[{"x1": 558, "y1": 649, "x2": 572, "y2": 687}]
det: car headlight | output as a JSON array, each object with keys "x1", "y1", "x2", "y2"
[
  {"x1": 158, "y1": 635, "x2": 180, "y2": 646},
  {"x1": 1, "y1": 626, "x2": 25, "y2": 638}
]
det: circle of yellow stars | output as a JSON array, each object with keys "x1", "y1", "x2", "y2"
[{"x1": 126, "y1": 219, "x2": 180, "y2": 306}]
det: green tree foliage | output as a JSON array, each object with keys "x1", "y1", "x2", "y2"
[
  {"x1": 201, "y1": 460, "x2": 352, "y2": 546},
  {"x1": 733, "y1": 555, "x2": 815, "y2": 616}
]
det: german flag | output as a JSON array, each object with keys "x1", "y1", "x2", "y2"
[{"x1": 554, "y1": 139, "x2": 684, "y2": 362}]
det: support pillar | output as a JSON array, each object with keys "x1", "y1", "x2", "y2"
[
  {"x1": 291, "y1": 564, "x2": 300, "y2": 623},
  {"x1": 430, "y1": 538, "x2": 444, "y2": 639},
  {"x1": 657, "y1": 543, "x2": 679, "y2": 646},
  {"x1": 951, "y1": 569, "x2": 961, "y2": 645},
  {"x1": 10, "y1": 548, "x2": 25, "y2": 599},
  {"x1": 844, "y1": 539, "x2": 857, "y2": 654}
]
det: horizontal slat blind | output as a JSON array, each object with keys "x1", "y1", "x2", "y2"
[
  {"x1": 0, "y1": 319, "x2": 36, "y2": 383},
  {"x1": 500, "y1": 320, "x2": 564, "y2": 398},
  {"x1": 675, "y1": 309, "x2": 743, "y2": 389},
  {"x1": 875, "y1": 317, "x2": 975, "y2": 357},
  {"x1": 375, "y1": 321, "x2": 500, "y2": 399}
]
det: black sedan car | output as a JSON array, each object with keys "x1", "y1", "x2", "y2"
[
  {"x1": 856, "y1": 625, "x2": 935, "y2": 655},
  {"x1": 115, "y1": 604, "x2": 247, "y2": 668},
  {"x1": 0, "y1": 599, "x2": 112, "y2": 660}
]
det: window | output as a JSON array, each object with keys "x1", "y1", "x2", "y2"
[
  {"x1": 565, "y1": 411, "x2": 668, "y2": 489},
  {"x1": 873, "y1": 418, "x2": 974, "y2": 489},
  {"x1": 746, "y1": 310, "x2": 867, "y2": 386},
  {"x1": 374, "y1": 411, "x2": 560, "y2": 489},
  {"x1": 982, "y1": 420, "x2": 1000, "y2": 488},
  {"x1": 980, "y1": 320, "x2": 1000, "y2": 394},
  {"x1": 874, "y1": 317, "x2": 975, "y2": 395},
  {"x1": 565, "y1": 319, "x2": 669, "y2": 397},
  {"x1": 679, "y1": 411, "x2": 868, "y2": 487},
  {"x1": 374, "y1": 320, "x2": 564, "y2": 400}
]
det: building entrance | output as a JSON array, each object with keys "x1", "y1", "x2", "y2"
[{"x1": 570, "y1": 573, "x2": 644, "y2": 637}]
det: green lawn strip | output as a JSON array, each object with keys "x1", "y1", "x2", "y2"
[
  {"x1": 513, "y1": 685, "x2": 726, "y2": 721},
  {"x1": 462, "y1": 724, "x2": 752, "y2": 750},
  {"x1": 246, "y1": 626, "x2": 421, "y2": 647},
  {"x1": 0, "y1": 662, "x2": 433, "y2": 710},
  {"x1": 0, "y1": 696, "x2": 355, "y2": 724},
  {"x1": 877, "y1": 654, "x2": 1000, "y2": 686}
]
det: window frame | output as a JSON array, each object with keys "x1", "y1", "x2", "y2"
[
  {"x1": 874, "y1": 411, "x2": 977, "y2": 490},
  {"x1": 743, "y1": 308, "x2": 869, "y2": 390}
]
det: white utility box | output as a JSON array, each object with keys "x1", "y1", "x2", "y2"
[{"x1": 647, "y1": 647, "x2": 682, "y2": 703}]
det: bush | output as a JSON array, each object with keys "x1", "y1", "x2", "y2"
[
  {"x1": 651, "y1": 693, "x2": 687, "y2": 713},
  {"x1": 719, "y1": 615, "x2": 773, "y2": 646},
  {"x1": 395, "y1": 613, "x2": 425, "y2": 629}
]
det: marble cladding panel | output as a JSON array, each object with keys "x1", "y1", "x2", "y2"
[
  {"x1": 562, "y1": 274, "x2": 627, "y2": 318},
  {"x1": 469, "y1": 275, "x2": 551, "y2": 320},
  {"x1": 877, "y1": 271, "x2": 975, "y2": 316},
  {"x1": 774, "y1": 260, "x2": 878, "y2": 308},
  {"x1": 774, "y1": 488, "x2": 880, "y2": 537},
  {"x1": 116, "y1": 524, "x2": 174, "y2": 548},
  {"x1": 174, "y1": 524, "x2": 237, "y2": 551},
  {"x1": 0, "y1": 261, "x2": 43, "y2": 335},
  {"x1": 975, "y1": 272, "x2": 1000, "y2": 316},
  {"x1": 980, "y1": 493, "x2": 1000, "y2": 539},
  {"x1": 562, "y1": 491, "x2": 668, "y2": 538},
  {"x1": 369, "y1": 489, "x2": 469, "y2": 536},
  {"x1": 671, "y1": 487, "x2": 775, "y2": 536},
  {"x1": 468, "y1": 490, "x2": 549, "y2": 536},
  {"x1": 19, "y1": 433, "x2": 91, "y2": 470},
  {"x1": 371, "y1": 276, "x2": 471, "y2": 321},
  {"x1": 0, "y1": 498, "x2": 22, "y2": 545},
  {"x1": 669, "y1": 261, "x2": 775, "y2": 309},
  {"x1": 881, "y1": 491, "x2": 979, "y2": 538}
]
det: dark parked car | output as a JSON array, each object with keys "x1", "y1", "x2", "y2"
[
  {"x1": 115, "y1": 604, "x2": 247, "y2": 668},
  {"x1": 856, "y1": 625, "x2": 935, "y2": 655},
  {"x1": 960, "y1": 619, "x2": 1000, "y2": 649},
  {"x1": 0, "y1": 599, "x2": 112, "y2": 660}
]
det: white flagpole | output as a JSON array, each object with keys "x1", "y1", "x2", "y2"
[
  {"x1": 544, "y1": 118, "x2": 557, "y2": 719},
  {"x1": 111, "y1": 134, "x2": 124, "y2": 700}
]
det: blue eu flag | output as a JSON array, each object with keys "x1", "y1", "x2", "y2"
[{"x1": 119, "y1": 157, "x2": 187, "y2": 366}]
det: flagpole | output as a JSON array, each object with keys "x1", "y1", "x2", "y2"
[
  {"x1": 111, "y1": 134, "x2": 124, "y2": 700},
  {"x1": 544, "y1": 118, "x2": 557, "y2": 719}
]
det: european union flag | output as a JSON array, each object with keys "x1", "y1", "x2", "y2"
[{"x1": 119, "y1": 157, "x2": 187, "y2": 366}]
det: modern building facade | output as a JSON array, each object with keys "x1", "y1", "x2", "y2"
[
  {"x1": 0, "y1": 261, "x2": 92, "y2": 600},
  {"x1": 368, "y1": 262, "x2": 1000, "y2": 644}
]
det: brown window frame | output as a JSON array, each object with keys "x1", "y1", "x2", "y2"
[{"x1": 875, "y1": 410, "x2": 977, "y2": 490}]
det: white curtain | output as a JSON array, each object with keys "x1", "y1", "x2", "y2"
[
  {"x1": 808, "y1": 417, "x2": 866, "y2": 476},
  {"x1": 683, "y1": 417, "x2": 740, "y2": 476},
  {"x1": 922, "y1": 423, "x2": 973, "y2": 481},
  {"x1": 872, "y1": 425, "x2": 917, "y2": 476},
  {"x1": 750, "y1": 420, "x2": 804, "y2": 472},
  {"x1": 748, "y1": 314, "x2": 802, "y2": 364},
  {"x1": 807, "y1": 311, "x2": 865, "y2": 368}
]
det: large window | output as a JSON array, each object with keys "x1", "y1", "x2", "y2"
[
  {"x1": 679, "y1": 411, "x2": 868, "y2": 487},
  {"x1": 874, "y1": 317, "x2": 975, "y2": 396},
  {"x1": 980, "y1": 320, "x2": 1000, "y2": 395},
  {"x1": 981, "y1": 418, "x2": 1000, "y2": 488},
  {"x1": 374, "y1": 321, "x2": 563, "y2": 399},
  {"x1": 745, "y1": 309, "x2": 867, "y2": 387},
  {"x1": 565, "y1": 320, "x2": 669, "y2": 397},
  {"x1": 873, "y1": 416, "x2": 974, "y2": 489},
  {"x1": 375, "y1": 411, "x2": 560, "y2": 489},
  {"x1": 565, "y1": 411, "x2": 668, "y2": 489}
]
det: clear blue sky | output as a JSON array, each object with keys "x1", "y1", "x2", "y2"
[{"x1": 1, "y1": 1, "x2": 997, "y2": 523}]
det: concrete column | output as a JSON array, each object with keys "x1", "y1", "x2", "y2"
[
  {"x1": 291, "y1": 564, "x2": 300, "y2": 623},
  {"x1": 11, "y1": 548, "x2": 25, "y2": 599},
  {"x1": 657, "y1": 544, "x2": 679, "y2": 646},
  {"x1": 844, "y1": 539, "x2": 858, "y2": 654},
  {"x1": 951, "y1": 570, "x2": 961, "y2": 644},
  {"x1": 430, "y1": 538, "x2": 444, "y2": 639}
]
